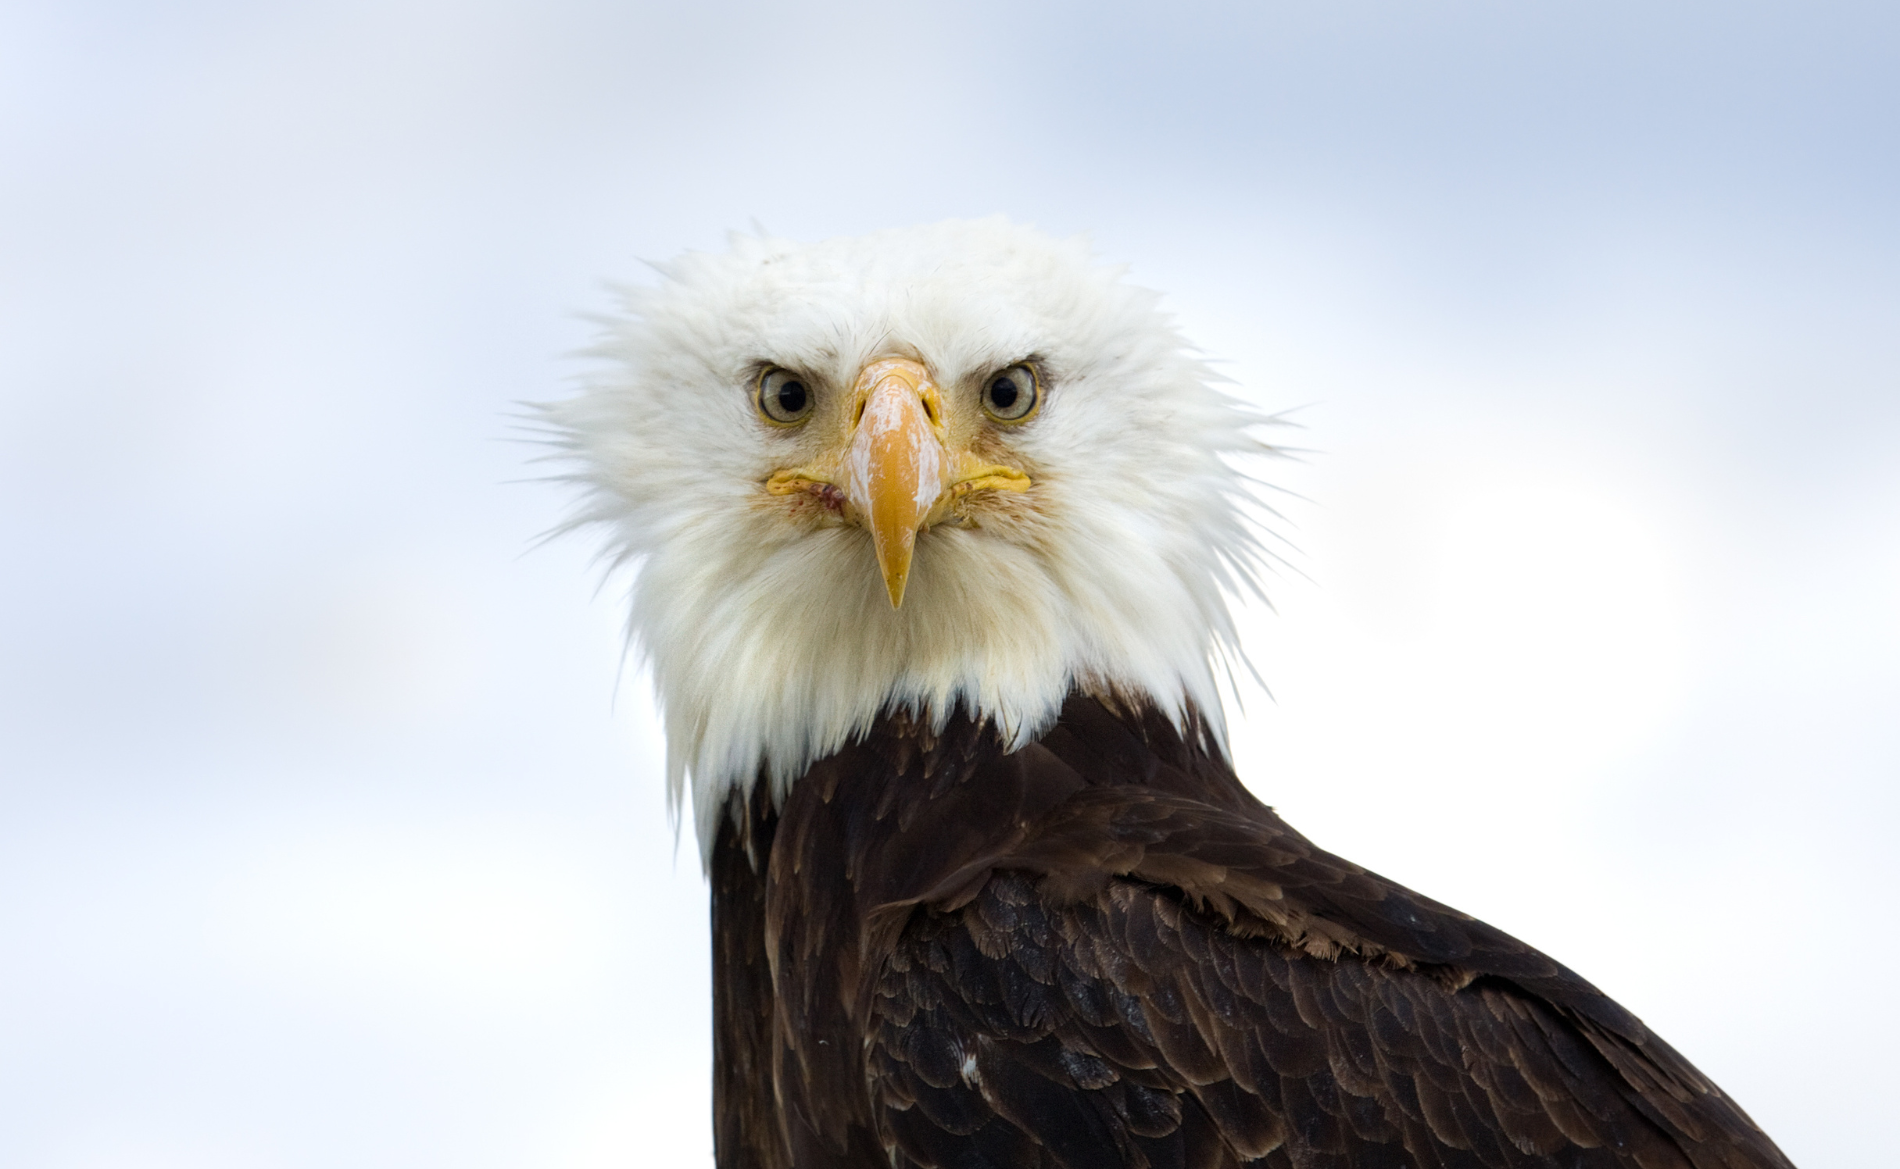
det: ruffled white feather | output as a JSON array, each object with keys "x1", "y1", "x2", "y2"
[{"x1": 546, "y1": 218, "x2": 1269, "y2": 862}]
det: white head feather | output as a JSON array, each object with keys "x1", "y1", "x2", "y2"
[{"x1": 549, "y1": 218, "x2": 1267, "y2": 860}]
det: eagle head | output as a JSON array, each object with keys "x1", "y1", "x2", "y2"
[{"x1": 551, "y1": 219, "x2": 1264, "y2": 856}]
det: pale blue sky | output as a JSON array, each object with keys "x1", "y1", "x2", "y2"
[{"x1": 2, "y1": 3, "x2": 1894, "y2": 1166}]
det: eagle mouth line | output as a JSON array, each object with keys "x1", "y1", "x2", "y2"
[{"x1": 764, "y1": 467, "x2": 1030, "y2": 525}]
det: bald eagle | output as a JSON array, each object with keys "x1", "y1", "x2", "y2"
[{"x1": 551, "y1": 220, "x2": 1791, "y2": 1169}]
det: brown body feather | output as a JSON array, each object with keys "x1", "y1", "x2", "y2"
[{"x1": 710, "y1": 693, "x2": 1792, "y2": 1169}]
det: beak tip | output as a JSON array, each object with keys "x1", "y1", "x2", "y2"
[{"x1": 872, "y1": 517, "x2": 918, "y2": 611}]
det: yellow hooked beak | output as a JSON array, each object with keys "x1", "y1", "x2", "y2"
[
  {"x1": 846, "y1": 359, "x2": 943, "y2": 608},
  {"x1": 765, "y1": 357, "x2": 1032, "y2": 608}
]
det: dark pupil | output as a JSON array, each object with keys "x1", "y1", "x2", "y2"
[
  {"x1": 989, "y1": 378, "x2": 1019, "y2": 410},
  {"x1": 775, "y1": 381, "x2": 807, "y2": 415}
]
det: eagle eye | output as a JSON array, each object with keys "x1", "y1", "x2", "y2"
[
  {"x1": 982, "y1": 363, "x2": 1040, "y2": 423},
  {"x1": 756, "y1": 367, "x2": 814, "y2": 425}
]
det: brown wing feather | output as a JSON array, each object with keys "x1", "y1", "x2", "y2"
[
  {"x1": 709, "y1": 803, "x2": 790, "y2": 1169},
  {"x1": 711, "y1": 692, "x2": 1794, "y2": 1169},
  {"x1": 873, "y1": 870, "x2": 1787, "y2": 1168}
]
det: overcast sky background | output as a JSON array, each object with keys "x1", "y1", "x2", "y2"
[{"x1": 1, "y1": 2, "x2": 1895, "y2": 1166}]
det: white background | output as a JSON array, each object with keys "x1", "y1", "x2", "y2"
[{"x1": 2, "y1": 2, "x2": 1894, "y2": 1166}]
